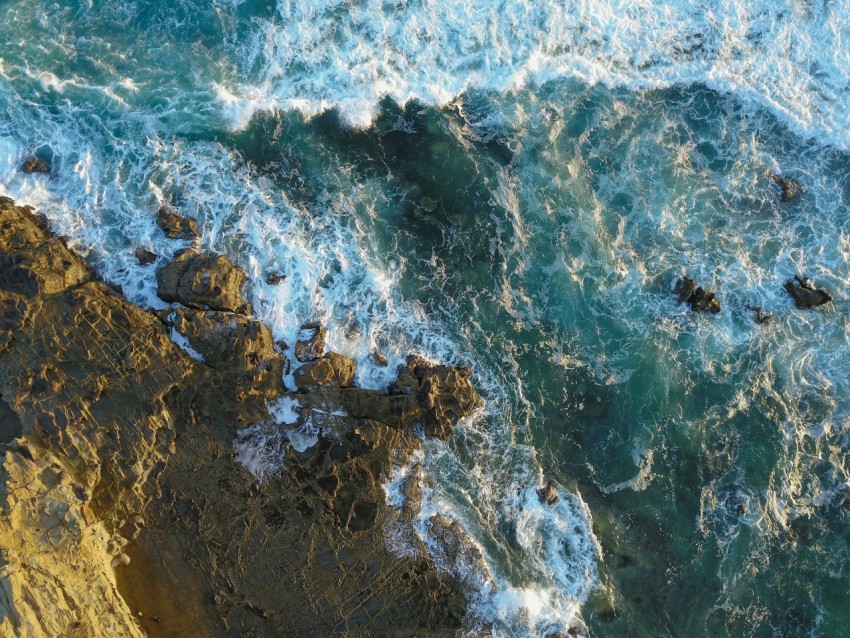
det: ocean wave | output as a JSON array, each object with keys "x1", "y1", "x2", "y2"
[{"x1": 218, "y1": 0, "x2": 850, "y2": 149}]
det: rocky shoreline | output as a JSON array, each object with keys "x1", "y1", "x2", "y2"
[{"x1": 0, "y1": 198, "x2": 485, "y2": 637}]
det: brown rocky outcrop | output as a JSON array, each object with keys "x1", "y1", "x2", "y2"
[
  {"x1": 156, "y1": 248, "x2": 249, "y2": 313},
  {"x1": 0, "y1": 198, "x2": 484, "y2": 637},
  {"x1": 769, "y1": 173, "x2": 801, "y2": 202},
  {"x1": 295, "y1": 321, "x2": 327, "y2": 361},
  {"x1": 156, "y1": 208, "x2": 197, "y2": 240},
  {"x1": 674, "y1": 276, "x2": 721, "y2": 314},
  {"x1": 20, "y1": 156, "x2": 50, "y2": 174}
]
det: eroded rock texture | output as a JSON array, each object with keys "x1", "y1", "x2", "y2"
[{"x1": 0, "y1": 198, "x2": 485, "y2": 638}]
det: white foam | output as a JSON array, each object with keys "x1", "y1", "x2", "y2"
[
  {"x1": 167, "y1": 312, "x2": 207, "y2": 363},
  {"x1": 234, "y1": 422, "x2": 287, "y2": 482},
  {"x1": 267, "y1": 396, "x2": 300, "y2": 425},
  {"x1": 217, "y1": 0, "x2": 850, "y2": 148}
]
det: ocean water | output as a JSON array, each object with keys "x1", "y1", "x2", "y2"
[{"x1": 1, "y1": 0, "x2": 850, "y2": 636}]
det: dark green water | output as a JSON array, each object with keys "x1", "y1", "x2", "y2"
[{"x1": 2, "y1": 1, "x2": 850, "y2": 635}]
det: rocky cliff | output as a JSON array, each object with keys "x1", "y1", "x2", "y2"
[{"x1": 0, "y1": 198, "x2": 484, "y2": 637}]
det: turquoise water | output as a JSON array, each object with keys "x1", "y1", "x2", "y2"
[{"x1": 2, "y1": 1, "x2": 850, "y2": 636}]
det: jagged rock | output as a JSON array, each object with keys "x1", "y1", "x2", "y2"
[
  {"x1": 784, "y1": 275, "x2": 832, "y2": 309},
  {"x1": 0, "y1": 198, "x2": 476, "y2": 638},
  {"x1": 156, "y1": 208, "x2": 198, "y2": 240},
  {"x1": 769, "y1": 174, "x2": 801, "y2": 202},
  {"x1": 294, "y1": 322, "x2": 326, "y2": 362},
  {"x1": 156, "y1": 248, "x2": 249, "y2": 313},
  {"x1": 20, "y1": 156, "x2": 50, "y2": 174},
  {"x1": 168, "y1": 307, "x2": 284, "y2": 392},
  {"x1": 746, "y1": 304, "x2": 773, "y2": 324},
  {"x1": 393, "y1": 355, "x2": 485, "y2": 439},
  {"x1": 674, "y1": 276, "x2": 721, "y2": 314},
  {"x1": 293, "y1": 352, "x2": 356, "y2": 390},
  {"x1": 135, "y1": 247, "x2": 157, "y2": 266},
  {"x1": 0, "y1": 445, "x2": 147, "y2": 638},
  {"x1": 538, "y1": 480, "x2": 560, "y2": 506},
  {"x1": 266, "y1": 272, "x2": 285, "y2": 285},
  {"x1": 371, "y1": 349, "x2": 389, "y2": 366}
]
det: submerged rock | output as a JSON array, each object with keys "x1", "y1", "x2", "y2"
[
  {"x1": 156, "y1": 248, "x2": 249, "y2": 313},
  {"x1": 371, "y1": 349, "x2": 389, "y2": 366},
  {"x1": 156, "y1": 208, "x2": 198, "y2": 240},
  {"x1": 538, "y1": 479, "x2": 560, "y2": 507},
  {"x1": 266, "y1": 272, "x2": 285, "y2": 285},
  {"x1": 134, "y1": 247, "x2": 157, "y2": 266},
  {"x1": 428, "y1": 514, "x2": 495, "y2": 591},
  {"x1": 294, "y1": 322, "x2": 326, "y2": 362},
  {"x1": 746, "y1": 304, "x2": 773, "y2": 325},
  {"x1": 769, "y1": 173, "x2": 801, "y2": 202},
  {"x1": 674, "y1": 276, "x2": 721, "y2": 314},
  {"x1": 784, "y1": 275, "x2": 832, "y2": 309},
  {"x1": 20, "y1": 155, "x2": 50, "y2": 174}
]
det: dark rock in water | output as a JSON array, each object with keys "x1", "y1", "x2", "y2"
[
  {"x1": 294, "y1": 322, "x2": 326, "y2": 362},
  {"x1": 370, "y1": 348, "x2": 389, "y2": 366},
  {"x1": 428, "y1": 514, "x2": 494, "y2": 589},
  {"x1": 134, "y1": 247, "x2": 157, "y2": 266},
  {"x1": 769, "y1": 173, "x2": 801, "y2": 202},
  {"x1": 390, "y1": 355, "x2": 485, "y2": 440},
  {"x1": 784, "y1": 275, "x2": 832, "y2": 309},
  {"x1": 156, "y1": 248, "x2": 249, "y2": 313},
  {"x1": 293, "y1": 352, "x2": 356, "y2": 390},
  {"x1": 537, "y1": 480, "x2": 560, "y2": 507},
  {"x1": 20, "y1": 156, "x2": 50, "y2": 174},
  {"x1": 266, "y1": 272, "x2": 285, "y2": 285},
  {"x1": 674, "y1": 276, "x2": 721, "y2": 314},
  {"x1": 156, "y1": 207, "x2": 198, "y2": 240},
  {"x1": 745, "y1": 304, "x2": 772, "y2": 325}
]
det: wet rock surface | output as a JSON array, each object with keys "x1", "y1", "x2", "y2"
[
  {"x1": 0, "y1": 198, "x2": 483, "y2": 637},
  {"x1": 538, "y1": 480, "x2": 561, "y2": 506},
  {"x1": 20, "y1": 156, "x2": 50, "y2": 174},
  {"x1": 156, "y1": 248, "x2": 250, "y2": 313},
  {"x1": 769, "y1": 173, "x2": 801, "y2": 202},
  {"x1": 156, "y1": 208, "x2": 198, "y2": 241},
  {"x1": 784, "y1": 275, "x2": 832, "y2": 309},
  {"x1": 674, "y1": 276, "x2": 721, "y2": 314},
  {"x1": 746, "y1": 304, "x2": 773, "y2": 325},
  {"x1": 294, "y1": 321, "x2": 327, "y2": 362},
  {"x1": 135, "y1": 247, "x2": 158, "y2": 266}
]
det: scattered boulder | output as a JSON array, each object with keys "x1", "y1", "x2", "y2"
[
  {"x1": 370, "y1": 349, "x2": 389, "y2": 367},
  {"x1": 746, "y1": 304, "x2": 772, "y2": 325},
  {"x1": 156, "y1": 248, "x2": 249, "y2": 313},
  {"x1": 674, "y1": 276, "x2": 721, "y2": 314},
  {"x1": 20, "y1": 156, "x2": 50, "y2": 174},
  {"x1": 784, "y1": 275, "x2": 832, "y2": 309},
  {"x1": 156, "y1": 208, "x2": 197, "y2": 241},
  {"x1": 537, "y1": 480, "x2": 560, "y2": 507},
  {"x1": 134, "y1": 247, "x2": 157, "y2": 266},
  {"x1": 294, "y1": 322, "x2": 326, "y2": 362},
  {"x1": 266, "y1": 272, "x2": 285, "y2": 286},
  {"x1": 769, "y1": 174, "x2": 801, "y2": 202}
]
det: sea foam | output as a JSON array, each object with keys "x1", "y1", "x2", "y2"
[{"x1": 220, "y1": 0, "x2": 850, "y2": 149}]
